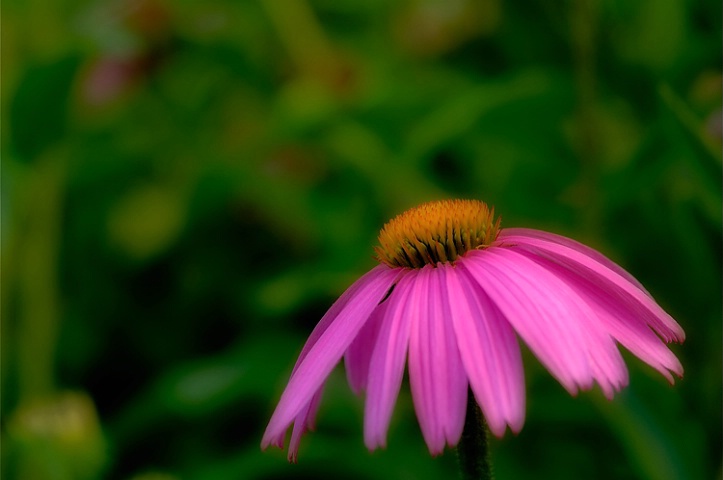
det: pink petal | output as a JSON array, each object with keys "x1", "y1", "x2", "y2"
[
  {"x1": 518, "y1": 250, "x2": 683, "y2": 382},
  {"x1": 445, "y1": 261, "x2": 526, "y2": 437},
  {"x1": 364, "y1": 271, "x2": 418, "y2": 450},
  {"x1": 261, "y1": 265, "x2": 399, "y2": 451},
  {"x1": 288, "y1": 387, "x2": 324, "y2": 462},
  {"x1": 408, "y1": 265, "x2": 468, "y2": 454},
  {"x1": 498, "y1": 228, "x2": 650, "y2": 295},
  {"x1": 345, "y1": 298, "x2": 387, "y2": 395},
  {"x1": 501, "y1": 233, "x2": 685, "y2": 343},
  {"x1": 463, "y1": 248, "x2": 628, "y2": 397}
]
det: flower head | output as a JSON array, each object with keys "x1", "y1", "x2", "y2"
[{"x1": 262, "y1": 200, "x2": 684, "y2": 461}]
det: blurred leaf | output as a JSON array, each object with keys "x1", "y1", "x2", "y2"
[
  {"x1": 609, "y1": 0, "x2": 686, "y2": 71},
  {"x1": 402, "y1": 69, "x2": 553, "y2": 162},
  {"x1": 106, "y1": 183, "x2": 187, "y2": 262},
  {"x1": 594, "y1": 390, "x2": 692, "y2": 480},
  {"x1": 9, "y1": 56, "x2": 80, "y2": 161},
  {"x1": 107, "y1": 334, "x2": 300, "y2": 446},
  {"x1": 6, "y1": 392, "x2": 107, "y2": 480}
]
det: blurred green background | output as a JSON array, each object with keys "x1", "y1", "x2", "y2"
[{"x1": 2, "y1": 0, "x2": 721, "y2": 479}]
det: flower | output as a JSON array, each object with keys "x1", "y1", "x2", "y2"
[{"x1": 261, "y1": 199, "x2": 685, "y2": 461}]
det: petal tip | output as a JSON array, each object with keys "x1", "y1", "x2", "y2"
[
  {"x1": 364, "y1": 437, "x2": 386, "y2": 453},
  {"x1": 260, "y1": 431, "x2": 285, "y2": 451}
]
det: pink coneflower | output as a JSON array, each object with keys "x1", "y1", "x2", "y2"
[{"x1": 261, "y1": 199, "x2": 684, "y2": 462}]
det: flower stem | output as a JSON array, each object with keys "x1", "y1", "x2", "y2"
[{"x1": 457, "y1": 389, "x2": 492, "y2": 480}]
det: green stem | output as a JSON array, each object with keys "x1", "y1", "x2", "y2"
[
  {"x1": 16, "y1": 154, "x2": 66, "y2": 401},
  {"x1": 570, "y1": 0, "x2": 603, "y2": 238},
  {"x1": 658, "y1": 83, "x2": 722, "y2": 167},
  {"x1": 457, "y1": 389, "x2": 493, "y2": 480}
]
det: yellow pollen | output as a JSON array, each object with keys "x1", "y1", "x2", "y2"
[{"x1": 375, "y1": 199, "x2": 501, "y2": 268}]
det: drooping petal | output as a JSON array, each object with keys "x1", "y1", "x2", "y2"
[
  {"x1": 408, "y1": 265, "x2": 468, "y2": 454},
  {"x1": 445, "y1": 261, "x2": 525, "y2": 437},
  {"x1": 431, "y1": 266, "x2": 468, "y2": 448},
  {"x1": 288, "y1": 386, "x2": 324, "y2": 462},
  {"x1": 569, "y1": 278, "x2": 683, "y2": 382},
  {"x1": 281, "y1": 271, "x2": 394, "y2": 455},
  {"x1": 501, "y1": 233, "x2": 685, "y2": 342},
  {"x1": 518, "y1": 250, "x2": 683, "y2": 382},
  {"x1": 463, "y1": 248, "x2": 628, "y2": 397},
  {"x1": 498, "y1": 228, "x2": 650, "y2": 296},
  {"x1": 345, "y1": 298, "x2": 387, "y2": 395},
  {"x1": 364, "y1": 271, "x2": 418, "y2": 450},
  {"x1": 261, "y1": 265, "x2": 399, "y2": 450}
]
